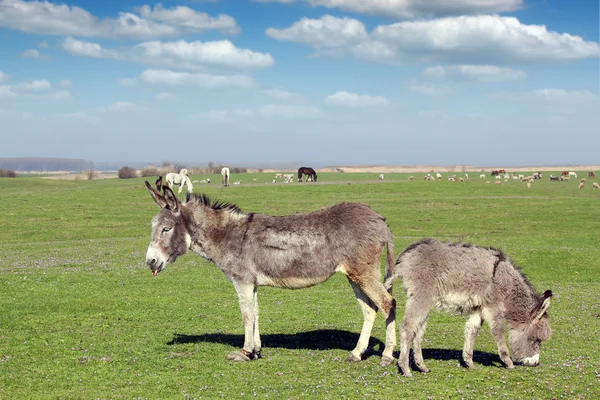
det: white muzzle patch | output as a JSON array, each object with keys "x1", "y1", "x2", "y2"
[{"x1": 520, "y1": 353, "x2": 540, "y2": 366}]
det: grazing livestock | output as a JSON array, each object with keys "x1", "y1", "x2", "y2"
[
  {"x1": 527, "y1": 182, "x2": 532, "y2": 189},
  {"x1": 436, "y1": 173, "x2": 443, "y2": 180},
  {"x1": 569, "y1": 172, "x2": 578, "y2": 178},
  {"x1": 578, "y1": 182, "x2": 584, "y2": 190},
  {"x1": 580, "y1": 178, "x2": 586, "y2": 183},
  {"x1": 550, "y1": 176, "x2": 559, "y2": 181},
  {"x1": 593, "y1": 182, "x2": 599, "y2": 189},
  {"x1": 480, "y1": 174, "x2": 486, "y2": 179},
  {"x1": 298, "y1": 167, "x2": 318, "y2": 183},
  {"x1": 144, "y1": 183, "x2": 397, "y2": 365},
  {"x1": 589, "y1": 172, "x2": 595, "y2": 178},
  {"x1": 165, "y1": 169, "x2": 193, "y2": 194},
  {"x1": 275, "y1": 173, "x2": 283, "y2": 179},
  {"x1": 532, "y1": 172, "x2": 542, "y2": 180},
  {"x1": 221, "y1": 167, "x2": 230, "y2": 187},
  {"x1": 378, "y1": 174, "x2": 385, "y2": 180},
  {"x1": 424, "y1": 174, "x2": 434, "y2": 180},
  {"x1": 384, "y1": 238, "x2": 552, "y2": 377},
  {"x1": 233, "y1": 180, "x2": 241, "y2": 185},
  {"x1": 408, "y1": 176, "x2": 414, "y2": 180},
  {"x1": 560, "y1": 175, "x2": 570, "y2": 181},
  {"x1": 495, "y1": 181, "x2": 502, "y2": 185},
  {"x1": 561, "y1": 171, "x2": 569, "y2": 176}
]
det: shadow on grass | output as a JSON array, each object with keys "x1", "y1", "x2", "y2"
[
  {"x1": 168, "y1": 329, "x2": 384, "y2": 358},
  {"x1": 421, "y1": 348, "x2": 503, "y2": 368},
  {"x1": 168, "y1": 331, "x2": 502, "y2": 366}
]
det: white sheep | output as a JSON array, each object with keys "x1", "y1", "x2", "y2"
[
  {"x1": 578, "y1": 182, "x2": 584, "y2": 190},
  {"x1": 593, "y1": 182, "x2": 600, "y2": 190},
  {"x1": 436, "y1": 172, "x2": 443, "y2": 180},
  {"x1": 479, "y1": 174, "x2": 486, "y2": 179},
  {"x1": 378, "y1": 174, "x2": 385, "y2": 180},
  {"x1": 569, "y1": 172, "x2": 578, "y2": 178}
]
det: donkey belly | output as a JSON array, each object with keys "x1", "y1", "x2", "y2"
[
  {"x1": 435, "y1": 292, "x2": 483, "y2": 314},
  {"x1": 254, "y1": 261, "x2": 338, "y2": 289}
]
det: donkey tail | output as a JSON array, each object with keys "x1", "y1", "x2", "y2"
[{"x1": 384, "y1": 240, "x2": 395, "y2": 295}]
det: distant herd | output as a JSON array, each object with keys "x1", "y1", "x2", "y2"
[{"x1": 138, "y1": 165, "x2": 587, "y2": 376}]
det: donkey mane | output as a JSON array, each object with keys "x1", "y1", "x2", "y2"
[{"x1": 184, "y1": 193, "x2": 244, "y2": 215}]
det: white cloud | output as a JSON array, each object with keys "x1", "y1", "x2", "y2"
[
  {"x1": 137, "y1": 69, "x2": 255, "y2": 89},
  {"x1": 58, "y1": 79, "x2": 72, "y2": 88},
  {"x1": 491, "y1": 88, "x2": 598, "y2": 104},
  {"x1": 155, "y1": 92, "x2": 177, "y2": 101},
  {"x1": 325, "y1": 91, "x2": 389, "y2": 107},
  {"x1": 0, "y1": 71, "x2": 8, "y2": 83},
  {"x1": 62, "y1": 37, "x2": 120, "y2": 59},
  {"x1": 132, "y1": 40, "x2": 274, "y2": 70},
  {"x1": 191, "y1": 108, "x2": 255, "y2": 121},
  {"x1": 0, "y1": 0, "x2": 239, "y2": 39},
  {"x1": 0, "y1": 78, "x2": 72, "y2": 101},
  {"x1": 137, "y1": 4, "x2": 240, "y2": 35},
  {"x1": 259, "y1": 104, "x2": 324, "y2": 118},
  {"x1": 266, "y1": 15, "x2": 367, "y2": 50},
  {"x1": 255, "y1": 0, "x2": 523, "y2": 18},
  {"x1": 267, "y1": 15, "x2": 600, "y2": 64},
  {"x1": 20, "y1": 48, "x2": 50, "y2": 60},
  {"x1": 409, "y1": 80, "x2": 450, "y2": 96},
  {"x1": 423, "y1": 65, "x2": 526, "y2": 82},
  {"x1": 533, "y1": 89, "x2": 598, "y2": 103},
  {"x1": 260, "y1": 88, "x2": 296, "y2": 100},
  {"x1": 37, "y1": 40, "x2": 48, "y2": 48},
  {"x1": 106, "y1": 101, "x2": 144, "y2": 113},
  {"x1": 61, "y1": 37, "x2": 273, "y2": 71}
]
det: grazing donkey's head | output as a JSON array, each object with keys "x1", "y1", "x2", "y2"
[
  {"x1": 509, "y1": 289, "x2": 553, "y2": 366},
  {"x1": 145, "y1": 180, "x2": 191, "y2": 276}
]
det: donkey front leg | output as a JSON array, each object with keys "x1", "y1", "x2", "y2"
[
  {"x1": 483, "y1": 309, "x2": 514, "y2": 369},
  {"x1": 462, "y1": 312, "x2": 483, "y2": 369},
  {"x1": 227, "y1": 282, "x2": 259, "y2": 362}
]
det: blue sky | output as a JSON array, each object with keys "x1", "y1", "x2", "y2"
[{"x1": 0, "y1": 0, "x2": 598, "y2": 166}]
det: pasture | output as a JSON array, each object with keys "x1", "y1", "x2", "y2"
[{"x1": 1, "y1": 172, "x2": 598, "y2": 398}]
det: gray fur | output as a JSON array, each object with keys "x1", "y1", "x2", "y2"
[
  {"x1": 145, "y1": 182, "x2": 397, "y2": 364},
  {"x1": 384, "y1": 238, "x2": 552, "y2": 376}
]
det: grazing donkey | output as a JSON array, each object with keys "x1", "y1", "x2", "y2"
[
  {"x1": 221, "y1": 167, "x2": 230, "y2": 186},
  {"x1": 165, "y1": 168, "x2": 193, "y2": 194},
  {"x1": 384, "y1": 238, "x2": 552, "y2": 376},
  {"x1": 144, "y1": 181, "x2": 397, "y2": 365}
]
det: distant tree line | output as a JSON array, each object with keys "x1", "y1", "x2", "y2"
[{"x1": 0, "y1": 169, "x2": 17, "y2": 178}]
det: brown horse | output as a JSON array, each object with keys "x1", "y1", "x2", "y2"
[
  {"x1": 144, "y1": 181, "x2": 397, "y2": 365},
  {"x1": 297, "y1": 167, "x2": 317, "y2": 182}
]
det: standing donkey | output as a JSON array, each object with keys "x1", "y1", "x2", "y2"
[
  {"x1": 144, "y1": 180, "x2": 397, "y2": 365},
  {"x1": 385, "y1": 238, "x2": 552, "y2": 376}
]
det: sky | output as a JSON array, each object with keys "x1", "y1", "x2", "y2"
[{"x1": 0, "y1": 0, "x2": 599, "y2": 167}]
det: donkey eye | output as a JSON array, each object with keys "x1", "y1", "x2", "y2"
[{"x1": 162, "y1": 227, "x2": 172, "y2": 233}]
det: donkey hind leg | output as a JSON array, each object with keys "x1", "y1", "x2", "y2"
[
  {"x1": 412, "y1": 320, "x2": 429, "y2": 373},
  {"x1": 399, "y1": 296, "x2": 431, "y2": 377},
  {"x1": 346, "y1": 280, "x2": 378, "y2": 363},
  {"x1": 483, "y1": 308, "x2": 514, "y2": 369},
  {"x1": 462, "y1": 312, "x2": 483, "y2": 369},
  {"x1": 252, "y1": 287, "x2": 262, "y2": 358},
  {"x1": 227, "y1": 282, "x2": 259, "y2": 362},
  {"x1": 347, "y1": 276, "x2": 397, "y2": 366}
]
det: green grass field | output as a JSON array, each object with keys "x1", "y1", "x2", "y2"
[{"x1": 1, "y1": 172, "x2": 598, "y2": 398}]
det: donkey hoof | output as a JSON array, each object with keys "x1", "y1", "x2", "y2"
[
  {"x1": 380, "y1": 356, "x2": 394, "y2": 367},
  {"x1": 345, "y1": 353, "x2": 362, "y2": 363},
  {"x1": 226, "y1": 351, "x2": 251, "y2": 362}
]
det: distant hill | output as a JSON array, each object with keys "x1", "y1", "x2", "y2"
[{"x1": 0, "y1": 157, "x2": 94, "y2": 172}]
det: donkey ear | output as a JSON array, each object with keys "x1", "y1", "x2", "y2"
[
  {"x1": 533, "y1": 290, "x2": 552, "y2": 323},
  {"x1": 163, "y1": 185, "x2": 179, "y2": 212},
  {"x1": 155, "y1": 176, "x2": 163, "y2": 192},
  {"x1": 145, "y1": 180, "x2": 168, "y2": 209}
]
